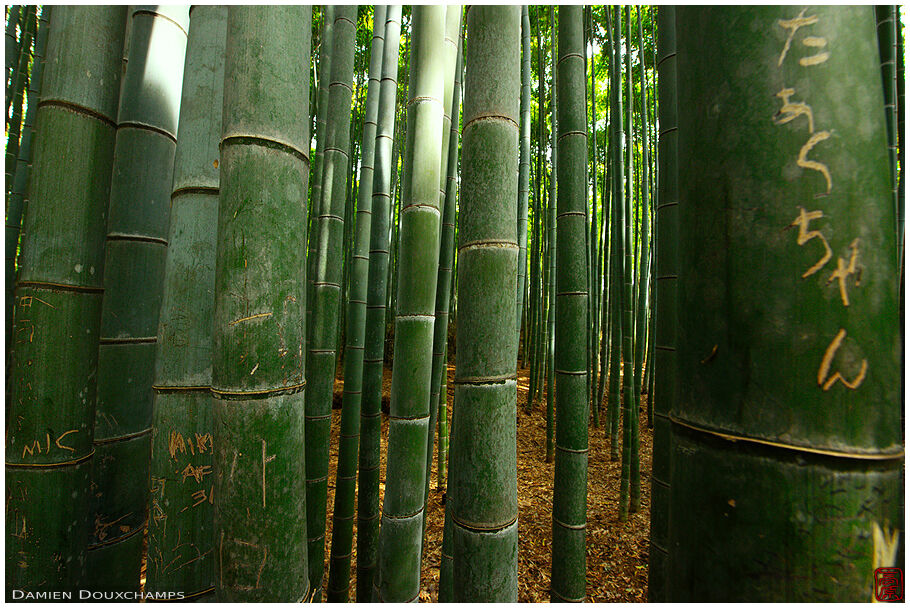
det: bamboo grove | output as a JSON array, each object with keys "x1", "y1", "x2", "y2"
[{"x1": 4, "y1": 4, "x2": 905, "y2": 603}]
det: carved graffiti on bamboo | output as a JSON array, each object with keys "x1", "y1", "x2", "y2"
[
  {"x1": 20, "y1": 429, "x2": 78, "y2": 459},
  {"x1": 817, "y1": 328, "x2": 868, "y2": 391},
  {"x1": 219, "y1": 531, "x2": 269, "y2": 592},
  {"x1": 773, "y1": 90, "x2": 832, "y2": 195},
  {"x1": 788, "y1": 207, "x2": 832, "y2": 277},
  {"x1": 169, "y1": 430, "x2": 213, "y2": 459},
  {"x1": 777, "y1": 8, "x2": 830, "y2": 67}
]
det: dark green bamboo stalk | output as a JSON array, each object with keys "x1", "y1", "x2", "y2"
[
  {"x1": 5, "y1": 6, "x2": 126, "y2": 597},
  {"x1": 588, "y1": 5, "x2": 601, "y2": 428},
  {"x1": 670, "y1": 6, "x2": 901, "y2": 600},
  {"x1": 5, "y1": 5, "x2": 36, "y2": 197},
  {"x1": 374, "y1": 7, "x2": 446, "y2": 601},
  {"x1": 648, "y1": 6, "x2": 675, "y2": 600},
  {"x1": 606, "y1": 5, "x2": 623, "y2": 462},
  {"x1": 307, "y1": 5, "x2": 335, "y2": 367},
  {"x1": 212, "y1": 6, "x2": 311, "y2": 601},
  {"x1": 304, "y1": 6, "x2": 357, "y2": 598},
  {"x1": 545, "y1": 5, "x2": 557, "y2": 466},
  {"x1": 325, "y1": 6, "x2": 385, "y2": 602},
  {"x1": 449, "y1": 6, "x2": 520, "y2": 601},
  {"x1": 355, "y1": 7, "x2": 401, "y2": 601},
  {"x1": 629, "y1": 5, "x2": 651, "y2": 515},
  {"x1": 145, "y1": 6, "x2": 225, "y2": 599},
  {"x1": 6, "y1": 6, "x2": 48, "y2": 364},
  {"x1": 526, "y1": 6, "x2": 545, "y2": 396},
  {"x1": 618, "y1": 4, "x2": 635, "y2": 522},
  {"x1": 87, "y1": 7, "x2": 188, "y2": 588},
  {"x1": 551, "y1": 5, "x2": 589, "y2": 602}
]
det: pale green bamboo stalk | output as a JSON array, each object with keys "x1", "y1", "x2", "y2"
[{"x1": 374, "y1": 7, "x2": 446, "y2": 601}]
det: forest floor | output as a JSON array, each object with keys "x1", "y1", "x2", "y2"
[{"x1": 323, "y1": 361, "x2": 652, "y2": 602}]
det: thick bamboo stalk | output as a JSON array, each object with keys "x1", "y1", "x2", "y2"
[
  {"x1": 5, "y1": 6, "x2": 126, "y2": 596},
  {"x1": 450, "y1": 5, "x2": 520, "y2": 601},
  {"x1": 355, "y1": 7, "x2": 401, "y2": 600},
  {"x1": 551, "y1": 4, "x2": 590, "y2": 602},
  {"x1": 212, "y1": 6, "x2": 311, "y2": 601},
  {"x1": 87, "y1": 7, "x2": 188, "y2": 587},
  {"x1": 374, "y1": 7, "x2": 446, "y2": 601},
  {"x1": 145, "y1": 6, "x2": 226, "y2": 599},
  {"x1": 648, "y1": 6, "x2": 676, "y2": 600},
  {"x1": 325, "y1": 6, "x2": 385, "y2": 602},
  {"x1": 670, "y1": 7, "x2": 901, "y2": 600}
]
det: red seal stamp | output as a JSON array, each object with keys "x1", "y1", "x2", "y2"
[{"x1": 874, "y1": 567, "x2": 903, "y2": 602}]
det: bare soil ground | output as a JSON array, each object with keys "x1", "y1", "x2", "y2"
[{"x1": 323, "y1": 362, "x2": 652, "y2": 602}]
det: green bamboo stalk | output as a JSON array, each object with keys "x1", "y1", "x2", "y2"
[
  {"x1": 545, "y1": 5, "x2": 557, "y2": 466},
  {"x1": 618, "y1": 4, "x2": 635, "y2": 522},
  {"x1": 5, "y1": 6, "x2": 126, "y2": 597},
  {"x1": 897, "y1": 8, "x2": 905, "y2": 259},
  {"x1": 648, "y1": 7, "x2": 675, "y2": 600},
  {"x1": 875, "y1": 5, "x2": 899, "y2": 267},
  {"x1": 304, "y1": 6, "x2": 357, "y2": 598},
  {"x1": 5, "y1": 6, "x2": 22, "y2": 99},
  {"x1": 325, "y1": 6, "x2": 385, "y2": 602},
  {"x1": 212, "y1": 6, "x2": 311, "y2": 601},
  {"x1": 588, "y1": 6, "x2": 601, "y2": 428},
  {"x1": 86, "y1": 7, "x2": 188, "y2": 588},
  {"x1": 630, "y1": 5, "x2": 651, "y2": 515},
  {"x1": 424, "y1": 3, "x2": 462, "y2": 537},
  {"x1": 374, "y1": 7, "x2": 446, "y2": 601},
  {"x1": 517, "y1": 5, "x2": 531, "y2": 343},
  {"x1": 551, "y1": 5, "x2": 589, "y2": 602},
  {"x1": 145, "y1": 6, "x2": 225, "y2": 599},
  {"x1": 6, "y1": 6, "x2": 48, "y2": 365},
  {"x1": 5, "y1": 5, "x2": 36, "y2": 196},
  {"x1": 606, "y1": 5, "x2": 623, "y2": 462},
  {"x1": 670, "y1": 6, "x2": 901, "y2": 600},
  {"x1": 525, "y1": 6, "x2": 542, "y2": 411},
  {"x1": 355, "y1": 7, "x2": 401, "y2": 601},
  {"x1": 449, "y1": 6, "x2": 520, "y2": 601},
  {"x1": 4, "y1": 4, "x2": 27, "y2": 130},
  {"x1": 307, "y1": 5, "x2": 335, "y2": 365}
]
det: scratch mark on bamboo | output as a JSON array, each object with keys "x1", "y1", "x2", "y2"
[{"x1": 229, "y1": 312, "x2": 272, "y2": 326}]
